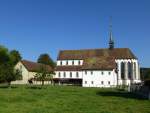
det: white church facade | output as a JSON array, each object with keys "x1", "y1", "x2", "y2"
[{"x1": 53, "y1": 27, "x2": 141, "y2": 87}]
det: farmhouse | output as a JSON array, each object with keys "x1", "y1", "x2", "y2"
[
  {"x1": 54, "y1": 28, "x2": 141, "y2": 87},
  {"x1": 12, "y1": 60, "x2": 53, "y2": 84}
]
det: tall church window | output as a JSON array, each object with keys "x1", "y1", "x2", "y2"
[
  {"x1": 121, "y1": 62, "x2": 125, "y2": 79},
  {"x1": 128, "y1": 62, "x2": 132, "y2": 79}
]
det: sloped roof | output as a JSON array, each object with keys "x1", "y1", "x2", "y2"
[
  {"x1": 82, "y1": 57, "x2": 116, "y2": 70},
  {"x1": 57, "y1": 48, "x2": 137, "y2": 60},
  {"x1": 21, "y1": 60, "x2": 53, "y2": 72}
]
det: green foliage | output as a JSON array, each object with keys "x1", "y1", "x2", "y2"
[
  {"x1": 141, "y1": 68, "x2": 150, "y2": 80},
  {"x1": 35, "y1": 65, "x2": 53, "y2": 86},
  {"x1": 0, "y1": 45, "x2": 10, "y2": 65},
  {"x1": 9, "y1": 50, "x2": 22, "y2": 65},
  {"x1": 0, "y1": 45, "x2": 22, "y2": 85},
  {"x1": 0, "y1": 86, "x2": 150, "y2": 113},
  {"x1": 0, "y1": 63, "x2": 22, "y2": 86},
  {"x1": 37, "y1": 53, "x2": 56, "y2": 69}
]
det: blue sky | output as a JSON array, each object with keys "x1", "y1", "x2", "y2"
[{"x1": 0, "y1": 0, "x2": 150, "y2": 67}]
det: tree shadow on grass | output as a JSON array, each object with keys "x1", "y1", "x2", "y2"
[{"x1": 96, "y1": 90, "x2": 146, "y2": 100}]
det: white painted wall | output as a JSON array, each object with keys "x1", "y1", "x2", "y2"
[
  {"x1": 55, "y1": 71, "x2": 83, "y2": 79},
  {"x1": 55, "y1": 58, "x2": 141, "y2": 87},
  {"x1": 82, "y1": 70, "x2": 117, "y2": 87},
  {"x1": 57, "y1": 60, "x2": 83, "y2": 66}
]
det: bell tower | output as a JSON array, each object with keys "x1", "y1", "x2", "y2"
[{"x1": 109, "y1": 17, "x2": 114, "y2": 50}]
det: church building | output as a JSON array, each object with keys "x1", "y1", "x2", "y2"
[{"x1": 54, "y1": 25, "x2": 141, "y2": 87}]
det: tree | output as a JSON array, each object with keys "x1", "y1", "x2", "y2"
[
  {"x1": 0, "y1": 63, "x2": 22, "y2": 86},
  {"x1": 9, "y1": 50, "x2": 22, "y2": 65},
  {"x1": 37, "y1": 53, "x2": 56, "y2": 69},
  {"x1": 35, "y1": 65, "x2": 53, "y2": 86},
  {"x1": 0, "y1": 45, "x2": 22, "y2": 86},
  {"x1": 0, "y1": 45, "x2": 10, "y2": 65}
]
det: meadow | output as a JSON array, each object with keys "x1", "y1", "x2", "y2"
[{"x1": 0, "y1": 85, "x2": 149, "y2": 113}]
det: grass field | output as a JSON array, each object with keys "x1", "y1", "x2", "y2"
[{"x1": 0, "y1": 85, "x2": 149, "y2": 113}]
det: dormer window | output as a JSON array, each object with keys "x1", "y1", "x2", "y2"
[{"x1": 78, "y1": 60, "x2": 81, "y2": 65}]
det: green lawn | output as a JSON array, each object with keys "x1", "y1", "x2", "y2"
[{"x1": 0, "y1": 85, "x2": 149, "y2": 113}]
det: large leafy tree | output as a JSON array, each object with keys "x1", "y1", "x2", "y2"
[
  {"x1": 37, "y1": 53, "x2": 56, "y2": 69},
  {"x1": 0, "y1": 63, "x2": 22, "y2": 86},
  {"x1": 10, "y1": 50, "x2": 22, "y2": 65},
  {"x1": 0, "y1": 45, "x2": 22, "y2": 86}
]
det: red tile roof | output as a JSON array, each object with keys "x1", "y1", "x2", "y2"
[
  {"x1": 57, "y1": 48, "x2": 137, "y2": 60},
  {"x1": 21, "y1": 60, "x2": 53, "y2": 72},
  {"x1": 82, "y1": 57, "x2": 116, "y2": 70}
]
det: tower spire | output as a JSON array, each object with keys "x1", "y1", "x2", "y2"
[{"x1": 109, "y1": 16, "x2": 114, "y2": 50}]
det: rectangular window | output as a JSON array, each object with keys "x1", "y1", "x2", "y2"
[
  {"x1": 91, "y1": 81, "x2": 94, "y2": 84},
  {"x1": 60, "y1": 61, "x2": 62, "y2": 65},
  {"x1": 58, "y1": 72, "x2": 61, "y2": 77},
  {"x1": 101, "y1": 81, "x2": 104, "y2": 85},
  {"x1": 63, "y1": 72, "x2": 66, "y2": 78},
  {"x1": 101, "y1": 71, "x2": 104, "y2": 75},
  {"x1": 91, "y1": 71, "x2": 93, "y2": 75},
  {"x1": 72, "y1": 61, "x2": 74, "y2": 65},
  {"x1": 78, "y1": 60, "x2": 81, "y2": 65},
  {"x1": 70, "y1": 72, "x2": 72, "y2": 78},
  {"x1": 108, "y1": 81, "x2": 110, "y2": 85},
  {"x1": 85, "y1": 81, "x2": 87, "y2": 84},
  {"x1": 85, "y1": 71, "x2": 87, "y2": 75},
  {"x1": 66, "y1": 61, "x2": 68, "y2": 65},
  {"x1": 108, "y1": 72, "x2": 111, "y2": 75},
  {"x1": 76, "y1": 72, "x2": 79, "y2": 78}
]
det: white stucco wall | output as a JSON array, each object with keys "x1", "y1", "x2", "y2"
[
  {"x1": 82, "y1": 70, "x2": 117, "y2": 87},
  {"x1": 57, "y1": 60, "x2": 83, "y2": 66},
  {"x1": 55, "y1": 71, "x2": 83, "y2": 79}
]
